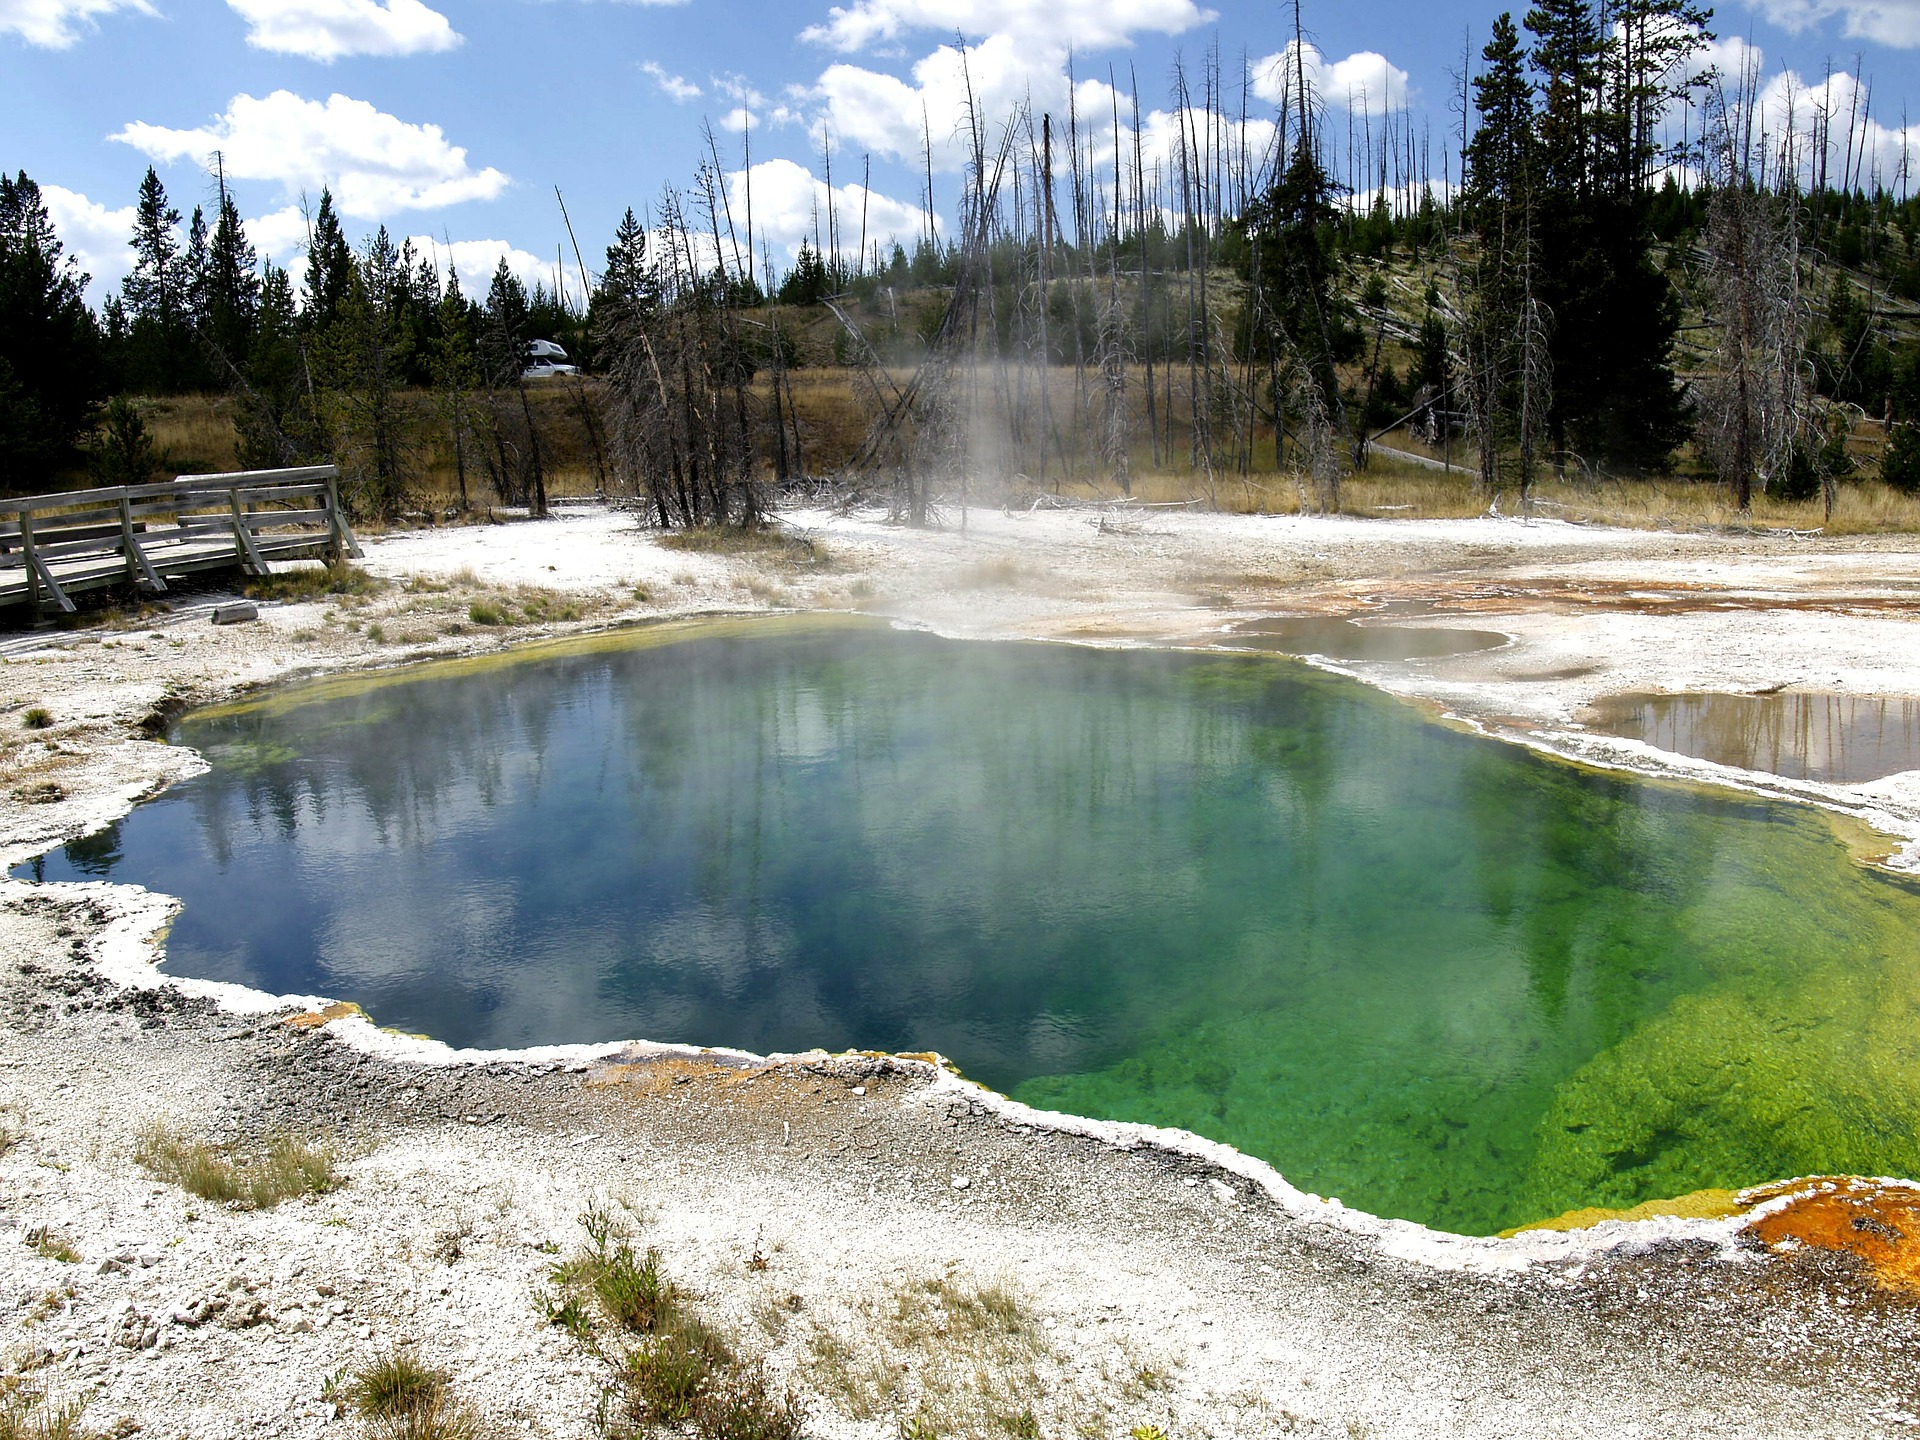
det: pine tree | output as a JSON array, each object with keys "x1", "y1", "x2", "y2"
[
  {"x1": 479, "y1": 259, "x2": 531, "y2": 386},
  {"x1": 1240, "y1": 135, "x2": 1357, "y2": 495},
  {"x1": 429, "y1": 264, "x2": 480, "y2": 511},
  {"x1": 599, "y1": 208, "x2": 657, "y2": 321},
  {"x1": 778, "y1": 240, "x2": 829, "y2": 305},
  {"x1": 203, "y1": 186, "x2": 260, "y2": 381},
  {"x1": 121, "y1": 167, "x2": 194, "y2": 393},
  {"x1": 302, "y1": 188, "x2": 354, "y2": 333},
  {"x1": 1462, "y1": 12, "x2": 1547, "y2": 494},
  {"x1": 1523, "y1": 0, "x2": 1699, "y2": 471},
  {"x1": 478, "y1": 258, "x2": 547, "y2": 516},
  {"x1": 235, "y1": 263, "x2": 318, "y2": 469},
  {"x1": 0, "y1": 170, "x2": 108, "y2": 492},
  {"x1": 315, "y1": 227, "x2": 414, "y2": 520}
]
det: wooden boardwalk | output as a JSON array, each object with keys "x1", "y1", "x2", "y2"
[{"x1": 0, "y1": 466, "x2": 362, "y2": 622}]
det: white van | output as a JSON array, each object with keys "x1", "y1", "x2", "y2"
[{"x1": 522, "y1": 338, "x2": 580, "y2": 380}]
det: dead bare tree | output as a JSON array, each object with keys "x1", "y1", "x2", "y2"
[
  {"x1": 1696, "y1": 71, "x2": 1812, "y2": 513},
  {"x1": 598, "y1": 192, "x2": 763, "y2": 528}
]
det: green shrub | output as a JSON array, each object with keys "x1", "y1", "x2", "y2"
[
  {"x1": 622, "y1": 1330, "x2": 718, "y2": 1426},
  {"x1": 597, "y1": 1245, "x2": 676, "y2": 1334},
  {"x1": 691, "y1": 1360, "x2": 806, "y2": 1440},
  {"x1": 1884, "y1": 421, "x2": 1920, "y2": 494}
]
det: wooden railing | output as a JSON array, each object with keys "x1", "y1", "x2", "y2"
[{"x1": 0, "y1": 466, "x2": 362, "y2": 622}]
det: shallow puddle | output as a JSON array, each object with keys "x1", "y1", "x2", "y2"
[
  {"x1": 1583, "y1": 691, "x2": 1920, "y2": 783},
  {"x1": 18, "y1": 616, "x2": 1920, "y2": 1235},
  {"x1": 1226, "y1": 616, "x2": 1508, "y2": 661}
]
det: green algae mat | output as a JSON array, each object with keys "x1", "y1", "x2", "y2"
[{"x1": 21, "y1": 616, "x2": 1920, "y2": 1235}]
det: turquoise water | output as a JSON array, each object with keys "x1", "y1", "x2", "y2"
[{"x1": 20, "y1": 616, "x2": 1920, "y2": 1235}]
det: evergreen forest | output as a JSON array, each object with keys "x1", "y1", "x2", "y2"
[{"x1": 8, "y1": 0, "x2": 1920, "y2": 525}]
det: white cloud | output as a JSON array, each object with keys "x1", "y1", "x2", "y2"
[
  {"x1": 112, "y1": 91, "x2": 509, "y2": 218},
  {"x1": 0, "y1": 0, "x2": 151, "y2": 48},
  {"x1": 711, "y1": 74, "x2": 803, "y2": 132},
  {"x1": 1748, "y1": 0, "x2": 1920, "y2": 46},
  {"x1": 245, "y1": 205, "x2": 313, "y2": 264},
  {"x1": 41, "y1": 185, "x2": 136, "y2": 299},
  {"x1": 816, "y1": 33, "x2": 1058, "y2": 171},
  {"x1": 641, "y1": 60, "x2": 701, "y2": 101},
  {"x1": 405, "y1": 236, "x2": 550, "y2": 293},
  {"x1": 1253, "y1": 43, "x2": 1410, "y2": 115},
  {"x1": 224, "y1": 0, "x2": 460, "y2": 60},
  {"x1": 802, "y1": 0, "x2": 1212, "y2": 57},
  {"x1": 729, "y1": 157, "x2": 930, "y2": 264},
  {"x1": 1753, "y1": 64, "x2": 1920, "y2": 187}
]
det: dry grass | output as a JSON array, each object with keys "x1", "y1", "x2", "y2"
[
  {"x1": 142, "y1": 395, "x2": 242, "y2": 476},
  {"x1": 657, "y1": 526, "x2": 833, "y2": 570},
  {"x1": 336, "y1": 1351, "x2": 446, "y2": 1419},
  {"x1": 464, "y1": 586, "x2": 584, "y2": 628},
  {"x1": 805, "y1": 1273, "x2": 1046, "y2": 1438},
  {"x1": 134, "y1": 1122, "x2": 340, "y2": 1209},
  {"x1": 22, "y1": 1229, "x2": 77, "y2": 1264},
  {"x1": 366, "y1": 1397, "x2": 488, "y2": 1440},
  {"x1": 125, "y1": 381, "x2": 1920, "y2": 536},
  {"x1": 244, "y1": 561, "x2": 384, "y2": 603},
  {"x1": 1035, "y1": 459, "x2": 1920, "y2": 531},
  {"x1": 0, "y1": 1378, "x2": 92, "y2": 1440}
]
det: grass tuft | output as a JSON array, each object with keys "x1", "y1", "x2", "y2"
[
  {"x1": 367, "y1": 1396, "x2": 487, "y2": 1440},
  {"x1": 338, "y1": 1350, "x2": 446, "y2": 1420},
  {"x1": 134, "y1": 1122, "x2": 340, "y2": 1209},
  {"x1": 0, "y1": 1379, "x2": 92, "y2": 1440},
  {"x1": 23, "y1": 1228, "x2": 78, "y2": 1264},
  {"x1": 657, "y1": 526, "x2": 832, "y2": 569},
  {"x1": 21, "y1": 709, "x2": 51, "y2": 731},
  {"x1": 245, "y1": 561, "x2": 382, "y2": 604}
]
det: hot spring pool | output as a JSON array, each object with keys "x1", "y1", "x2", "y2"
[{"x1": 21, "y1": 615, "x2": 1920, "y2": 1235}]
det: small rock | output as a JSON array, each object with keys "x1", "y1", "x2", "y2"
[
  {"x1": 211, "y1": 602, "x2": 258, "y2": 625},
  {"x1": 851, "y1": 1085, "x2": 866, "y2": 1096},
  {"x1": 950, "y1": 1175, "x2": 971, "y2": 1190}
]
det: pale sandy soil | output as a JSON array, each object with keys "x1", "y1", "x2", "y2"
[{"x1": 3, "y1": 499, "x2": 1920, "y2": 1438}]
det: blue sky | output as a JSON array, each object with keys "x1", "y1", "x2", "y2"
[{"x1": 9, "y1": 0, "x2": 1920, "y2": 307}]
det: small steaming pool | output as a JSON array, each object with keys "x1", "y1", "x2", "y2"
[{"x1": 20, "y1": 615, "x2": 1920, "y2": 1236}]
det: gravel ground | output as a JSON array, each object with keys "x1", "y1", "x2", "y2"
[{"x1": 3, "y1": 501, "x2": 1920, "y2": 1437}]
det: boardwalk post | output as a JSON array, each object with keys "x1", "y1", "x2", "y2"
[
  {"x1": 119, "y1": 494, "x2": 164, "y2": 593},
  {"x1": 228, "y1": 485, "x2": 270, "y2": 575},
  {"x1": 16, "y1": 510, "x2": 75, "y2": 621},
  {"x1": 324, "y1": 470, "x2": 362, "y2": 562},
  {"x1": 20, "y1": 510, "x2": 39, "y2": 625}
]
